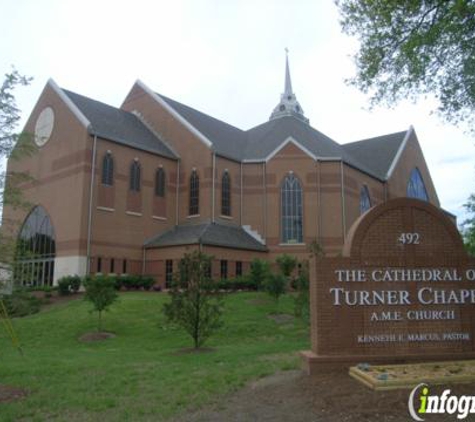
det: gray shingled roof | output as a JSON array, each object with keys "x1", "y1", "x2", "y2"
[
  {"x1": 342, "y1": 131, "x2": 407, "y2": 180},
  {"x1": 63, "y1": 90, "x2": 177, "y2": 159},
  {"x1": 144, "y1": 222, "x2": 268, "y2": 252},
  {"x1": 159, "y1": 94, "x2": 247, "y2": 160},
  {"x1": 158, "y1": 92, "x2": 407, "y2": 180}
]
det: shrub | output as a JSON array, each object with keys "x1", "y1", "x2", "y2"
[
  {"x1": 248, "y1": 259, "x2": 271, "y2": 291},
  {"x1": 83, "y1": 275, "x2": 119, "y2": 332},
  {"x1": 264, "y1": 272, "x2": 287, "y2": 302},
  {"x1": 2, "y1": 289, "x2": 41, "y2": 317},
  {"x1": 139, "y1": 276, "x2": 154, "y2": 291},
  {"x1": 276, "y1": 254, "x2": 298, "y2": 278},
  {"x1": 57, "y1": 275, "x2": 82, "y2": 296},
  {"x1": 163, "y1": 251, "x2": 223, "y2": 349},
  {"x1": 294, "y1": 261, "x2": 310, "y2": 322}
]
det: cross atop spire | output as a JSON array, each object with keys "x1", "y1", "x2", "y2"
[{"x1": 270, "y1": 49, "x2": 308, "y2": 124}]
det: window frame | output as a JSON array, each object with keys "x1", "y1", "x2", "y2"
[
  {"x1": 189, "y1": 170, "x2": 200, "y2": 215},
  {"x1": 221, "y1": 170, "x2": 231, "y2": 216},
  {"x1": 280, "y1": 173, "x2": 303, "y2": 244},
  {"x1": 359, "y1": 185, "x2": 372, "y2": 214},
  {"x1": 129, "y1": 160, "x2": 141, "y2": 192},
  {"x1": 155, "y1": 167, "x2": 166, "y2": 197},
  {"x1": 407, "y1": 168, "x2": 429, "y2": 201},
  {"x1": 101, "y1": 152, "x2": 114, "y2": 186}
]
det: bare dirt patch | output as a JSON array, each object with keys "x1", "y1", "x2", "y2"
[
  {"x1": 174, "y1": 368, "x2": 475, "y2": 421},
  {"x1": 78, "y1": 332, "x2": 116, "y2": 342},
  {"x1": 0, "y1": 385, "x2": 28, "y2": 403},
  {"x1": 268, "y1": 313, "x2": 294, "y2": 324}
]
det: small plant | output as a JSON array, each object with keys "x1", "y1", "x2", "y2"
[
  {"x1": 83, "y1": 275, "x2": 118, "y2": 332},
  {"x1": 163, "y1": 251, "x2": 223, "y2": 349},
  {"x1": 293, "y1": 260, "x2": 310, "y2": 322},
  {"x1": 264, "y1": 272, "x2": 287, "y2": 303},
  {"x1": 2, "y1": 289, "x2": 41, "y2": 317},
  {"x1": 57, "y1": 275, "x2": 82, "y2": 296},
  {"x1": 275, "y1": 254, "x2": 298, "y2": 278},
  {"x1": 248, "y1": 258, "x2": 271, "y2": 291}
]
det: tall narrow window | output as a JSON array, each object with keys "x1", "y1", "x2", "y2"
[
  {"x1": 407, "y1": 168, "x2": 428, "y2": 201},
  {"x1": 122, "y1": 259, "x2": 127, "y2": 274},
  {"x1": 130, "y1": 160, "x2": 141, "y2": 192},
  {"x1": 189, "y1": 170, "x2": 199, "y2": 215},
  {"x1": 281, "y1": 173, "x2": 303, "y2": 243},
  {"x1": 102, "y1": 152, "x2": 114, "y2": 186},
  {"x1": 165, "y1": 260, "x2": 173, "y2": 287},
  {"x1": 236, "y1": 261, "x2": 242, "y2": 277},
  {"x1": 221, "y1": 170, "x2": 231, "y2": 216},
  {"x1": 110, "y1": 258, "x2": 115, "y2": 274},
  {"x1": 97, "y1": 257, "x2": 102, "y2": 273},
  {"x1": 360, "y1": 185, "x2": 371, "y2": 214},
  {"x1": 220, "y1": 260, "x2": 228, "y2": 280},
  {"x1": 155, "y1": 167, "x2": 166, "y2": 197}
]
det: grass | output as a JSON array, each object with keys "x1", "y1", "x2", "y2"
[{"x1": 0, "y1": 291, "x2": 309, "y2": 421}]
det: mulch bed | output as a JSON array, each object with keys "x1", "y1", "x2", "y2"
[{"x1": 0, "y1": 385, "x2": 28, "y2": 403}]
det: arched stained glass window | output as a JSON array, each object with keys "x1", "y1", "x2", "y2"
[
  {"x1": 221, "y1": 171, "x2": 231, "y2": 216},
  {"x1": 281, "y1": 173, "x2": 303, "y2": 243},
  {"x1": 130, "y1": 160, "x2": 141, "y2": 192},
  {"x1": 189, "y1": 170, "x2": 199, "y2": 215},
  {"x1": 15, "y1": 206, "x2": 56, "y2": 287},
  {"x1": 101, "y1": 152, "x2": 114, "y2": 186},
  {"x1": 155, "y1": 167, "x2": 166, "y2": 197},
  {"x1": 360, "y1": 185, "x2": 371, "y2": 214},
  {"x1": 407, "y1": 168, "x2": 428, "y2": 201}
]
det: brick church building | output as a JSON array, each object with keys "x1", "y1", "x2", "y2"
[{"x1": 3, "y1": 57, "x2": 440, "y2": 287}]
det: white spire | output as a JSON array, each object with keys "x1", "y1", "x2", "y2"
[
  {"x1": 284, "y1": 48, "x2": 293, "y2": 97},
  {"x1": 270, "y1": 49, "x2": 308, "y2": 124}
]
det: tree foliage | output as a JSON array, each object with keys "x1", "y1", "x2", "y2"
[
  {"x1": 275, "y1": 254, "x2": 298, "y2": 278},
  {"x1": 337, "y1": 0, "x2": 475, "y2": 127},
  {"x1": 163, "y1": 251, "x2": 223, "y2": 349},
  {"x1": 462, "y1": 193, "x2": 475, "y2": 256},
  {"x1": 83, "y1": 275, "x2": 118, "y2": 332},
  {"x1": 248, "y1": 258, "x2": 271, "y2": 291},
  {"x1": 0, "y1": 69, "x2": 35, "y2": 270}
]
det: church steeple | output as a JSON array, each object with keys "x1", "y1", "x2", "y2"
[{"x1": 270, "y1": 49, "x2": 309, "y2": 124}]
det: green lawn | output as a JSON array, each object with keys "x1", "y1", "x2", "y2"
[{"x1": 0, "y1": 292, "x2": 309, "y2": 421}]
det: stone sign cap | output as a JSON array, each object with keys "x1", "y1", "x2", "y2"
[{"x1": 343, "y1": 198, "x2": 465, "y2": 266}]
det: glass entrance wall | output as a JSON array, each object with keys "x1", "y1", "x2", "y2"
[{"x1": 15, "y1": 206, "x2": 56, "y2": 287}]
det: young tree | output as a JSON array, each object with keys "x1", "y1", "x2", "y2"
[
  {"x1": 0, "y1": 69, "x2": 35, "y2": 271},
  {"x1": 264, "y1": 272, "x2": 287, "y2": 303},
  {"x1": 163, "y1": 251, "x2": 223, "y2": 349},
  {"x1": 337, "y1": 1, "x2": 475, "y2": 129},
  {"x1": 275, "y1": 254, "x2": 298, "y2": 278},
  {"x1": 247, "y1": 258, "x2": 271, "y2": 291},
  {"x1": 83, "y1": 275, "x2": 118, "y2": 332}
]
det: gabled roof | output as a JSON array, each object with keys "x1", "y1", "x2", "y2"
[
  {"x1": 342, "y1": 131, "x2": 408, "y2": 180},
  {"x1": 144, "y1": 222, "x2": 268, "y2": 252},
  {"x1": 63, "y1": 89, "x2": 177, "y2": 159},
  {"x1": 155, "y1": 90, "x2": 408, "y2": 181},
  {"x1": 158, "y1": 94, "x2": 247, "y2": 160}
]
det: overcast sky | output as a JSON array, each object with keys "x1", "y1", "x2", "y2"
[{"x1": 2, "y1": 0, "x2": 474, "y2": 222}]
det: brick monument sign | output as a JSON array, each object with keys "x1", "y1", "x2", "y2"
[{"x1": 302, "y1": 198, "x2": 475, "y2": 374}]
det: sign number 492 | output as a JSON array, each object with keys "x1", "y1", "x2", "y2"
[{"x1": 398, "y1": 233, "x2": 420, "y2": 245}]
